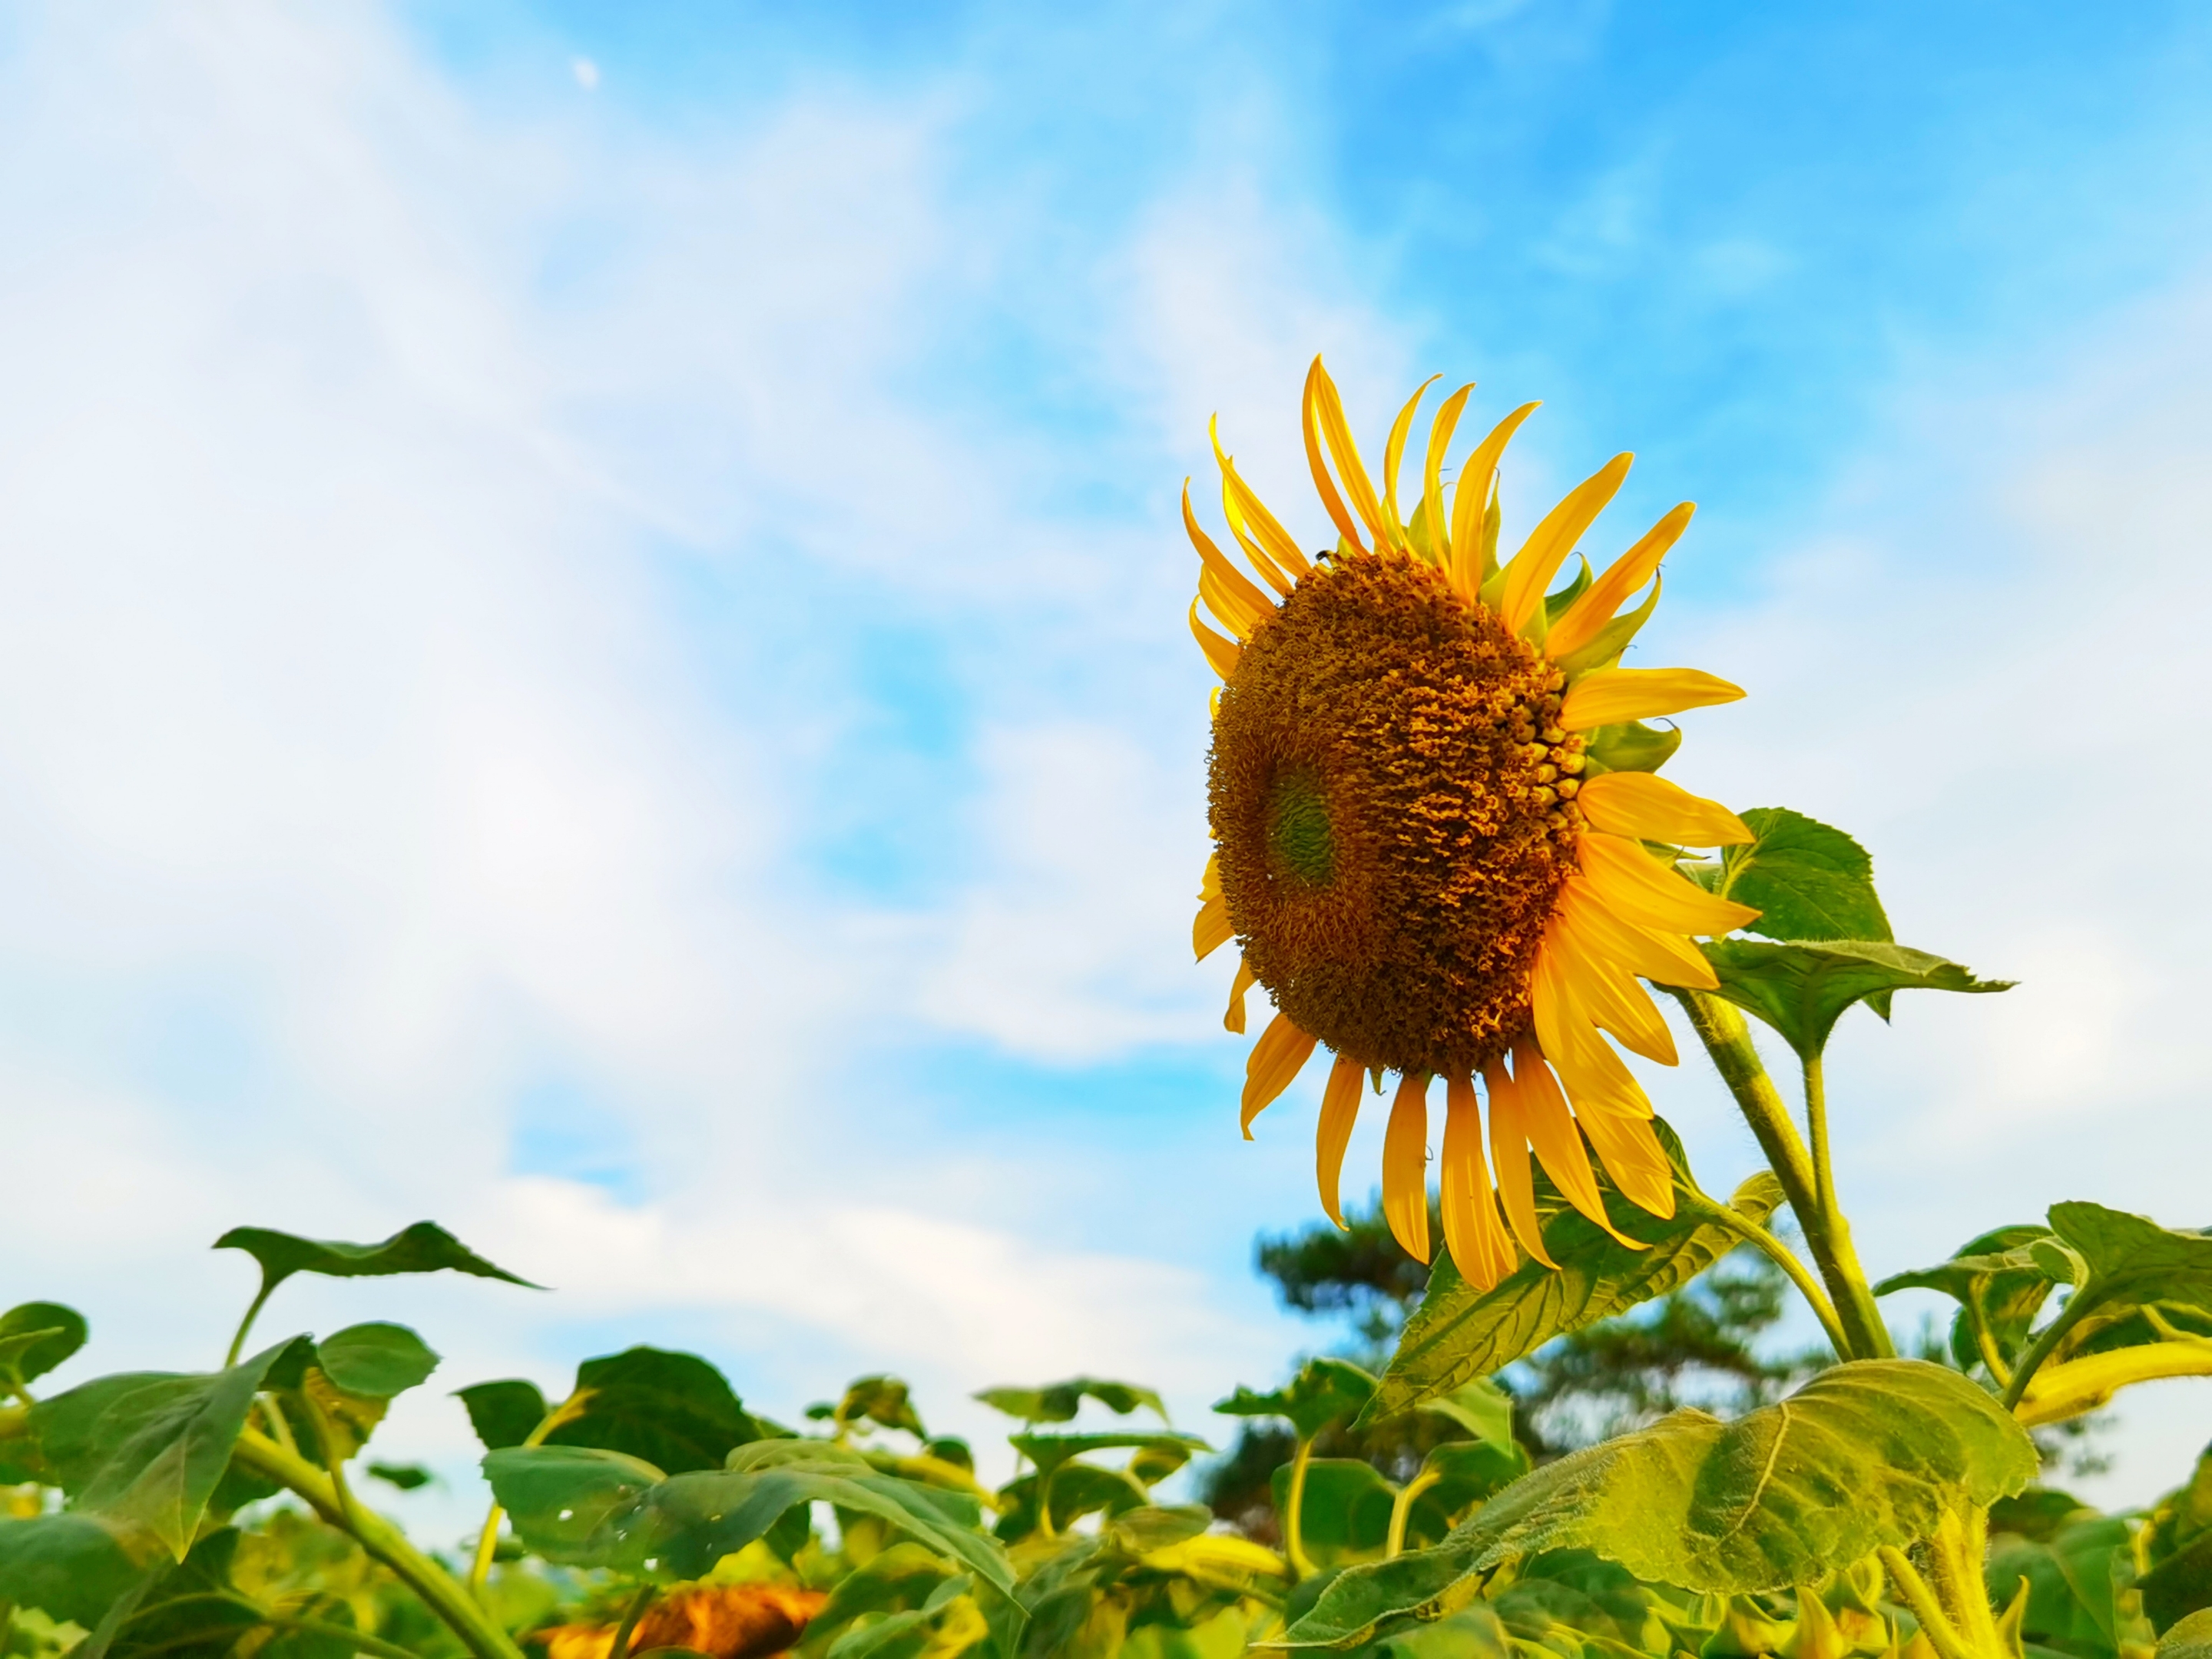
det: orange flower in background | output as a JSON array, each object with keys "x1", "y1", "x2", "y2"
[
  {"x1": 1190, "y1": 360, "x2": 1757, "y2": 1290},
  {"x1": 540, "y1": 1585, "x2": 828, "y2": 1659}
]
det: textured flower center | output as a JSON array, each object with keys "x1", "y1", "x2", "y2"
[{"x1": 1207, "y1": 550, "x2": 1584, "y2": 1078}]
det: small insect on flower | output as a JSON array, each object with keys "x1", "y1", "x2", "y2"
[{"x1": 1189, "y1": 360, "x2": 1758, "y2": 1290}]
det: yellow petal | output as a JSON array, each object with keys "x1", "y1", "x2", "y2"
[
  {"x1": 1187, "y1": 482, "x2": 1275, "y2": 634},
  {"x1": 1443, "y1": 1075, "x2": 1516, "y2": 1290},
  {"x1": 1316, "y1": 1053, "x2": 1364, "y2": 1229},
  {"x1": 1551, "y1": 933, "x2": 1677, "y2": 1065},
  {"x1": 1382, "y1": 1072, "x2": 1432, "y2": 1264},
  {"x1": 1559, "y1": 666, "x2": 1745, "y2": 731},
  {"x1": 1447, "y1": 401, "x2": 1540, "y2": 598},
  {"x1": 1580, "y1": 833, "x2": 1760, "y2": 937},
  {"x1": 1199, "y1": 565, "x2": 1265, "y2": 641},
  {"x1": 1212, "y1": 419, "x2": 1312, "y2": 583},
  {"x1": 1224, "y1": 955, "x2": 1257, "y2": 1034},
  {"x1": 1555, "y1": 879, "x2": 1718, "y2": 990},
  {"x1": 1545, "y1": 502, "x2": 1694, "y2": 659},
  {"x1": 1575, "y1": 1105, "x2": 1676, "y2": 1220},
  {"x1": 1575, "y1": 771, "x2": 1751, "y2": 848},
  {"x1": 1194, "y1": 895, "x2": 1233, "y2": 962},
  {"x1": 1483, "y1": 1060, "x2": 1556, "y2": 1269},
  {"x1": 1534, "y1": 953, "x2": 1657, "y2": 1118},
  {"x1": 1515, "y1": 1039, "x2": 1643, "y2": 1250},
  {"x1": 1498, "y1": 452, "x2": 1634, "y2": 637},
  {"x1": 1241, "y1": 1012, "x2": 1317, "y2": 1138},
  {"x1": 1419, "y1": 383, "x2": 1474, "y2": 568},
  {"x1": 1303, "y1": 357, "x2": 1386, "y2": 551},
  {"x1": 1382, "y1": 374, "x2": 1442, "y2": 551},
  {"x1": 1190, "y1": 602, "x2": 1240, "y2": 680}
]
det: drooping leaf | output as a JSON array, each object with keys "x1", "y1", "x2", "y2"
[
  {"x1": 0, "y1": 1303, "x2": 88, "y2": 1390},
  {"x1": 1216, "y1": 1358, "x2": 1376, "y2": 1442},
  {"x1": 1987, "y1": 1512, "x2": 2144, "y2": 1655},
  {"x1": 455, "y1": 1378, "x2": 549, "y2": 1452},
  {"x1": 1694, "y1": 938, "x2": 2012, "y2": 1062},
  {"x1": 823, "y1": 1375, "x2": 927, "y2": 1438},
  {"x1": 47, "y1": 1339, "x2": 311, "y2": 1559},
  {"x1": 311, "y1": 1323, "x2": 439, "y2": 1400},
  {"x1": 1363, "y1": 1122, "x2": 1781, "y2": 1424},
  {"x1": 0, "y1": 1512, "x2": 152, "y2": 1628},
  {"x1": 973, "y1": 1377, "x2": 1168, "y2": 1424},
  {"x1": 1277, "y1": 1361, "x2": 2038, "y2": 1647},
  {"x1": 214, "y1": 1220, "x2": 536, "y2": 1303},
  {"x1": 994, "y1": 1459, "x2": 1151, "y2": 1541},
  {"x1": 1875, "y1": 1224, "x2": 2061, "y2": 1376},
  {"x1": 487, "y1": 1437, "x2": 1015, "y2": 1593},
  {"x1": 1584, "y1": 720, "x2": 1681, "y2": 775},
  {"x1": 2050, "y1": 1203, "x2": 2212, "y2": 1316},
  {"x1": 544, "y1": 1346, "x2": 767, "y2": 1473},
  {"x1": 1716, "y1": 809, "x2": 1892, "y2": 945},
  {"x1": 1414, "y1": 1379, "x2": 1515, "y2": 1450}
]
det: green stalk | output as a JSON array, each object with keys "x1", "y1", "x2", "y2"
[
  {"x1": 1283, "y1": 1436, "x2": 1317, "y2": 1579},
  {"x1": 609, "y1": 1584, "x2": 655, "y2": 1659},
  {"x1": 1384, "y1": 1470, "x2": 1442, "y2": 1559},
  {"x1": 470, "y1": 1390, "x2": 591, "y2": 1596},
  {"x1": 1671, "y1": 989, "x2": 1890, "y2": 1359},
  {"x1": 223, "y1": 1280, "x2": 279, "y2": 1369},
  {"x1": 1688, "y1": 1196, "x2": 1850, "y2": 1362},
  {"x1": 231, "y1": 1428, "x2": 525, "y2": 1659},
  {"x1": 1998, "y1": 1287, "x2": 2099, "y2": 1412},
  {"x1": 1879, "y1": 1545, "x2": 1976, "y2": 1659},
  {"x1": 258, "y1": 1616, "x2": 426, "y2": 1659},
  {"x1": 1799, "y1": 1052, "x2": 1890, "y2": 1359}
]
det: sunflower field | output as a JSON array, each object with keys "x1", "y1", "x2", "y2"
[{"x1": 6, "y1": 367, "x2": 2212, "y2": 1659}]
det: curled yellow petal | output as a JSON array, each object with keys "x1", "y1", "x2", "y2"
[
  {"x1": 1241, "y1": 1012, "x2": 1317, "y2": 1138},
  {"x1": 1419, "y1": 383, "x2": 1473, "y2": 569},
  {"x1": 1382, "y1": 1071, "x2": 1432, "y2": 1263},
  {"x1": 1212, "y1": 419, "x2": 1312, "y2": 583},
  {"x1": 1546, "y1": 502, "x2": 1694, "y2": 659},
  {"x1": 1575, "y1": 1104, "x2": 1676, "y2": 1220},
  {"x1": 1498, "y1": 452, "x2": 1634, "y2": 637},
  {"x1": 1447, "y1": 401, "x2": 1540, "y2": 598},
  {"x1": 1194, "y1": 896, "x2": 1233, "y2": 962},
  {"x1": 1304, "y1": 356, "x2": 1388, "y2": 551},
  {"x1": 1515, "y1": 1038, "x2": 1642, "y2": 1250},
  {"x1": 1443, "y1": 1075, "x2": 1516, "y2": 1290},
  {"x1": 1559, "y1": 666, "x2": 1745, "y2": 731},
  {"x1": 1302, "y1": 359, "x2": 1369, "y2": 554},
  {"x1": 1484, "y1": 1060, "x2": 1555, "y2": 1268},
  {"x1": 1316, "y1": 1052, "x2": 1364, "y2": 1229},
  {"x1": 1580, "y1": 833, "x2": 1760, "y2": 937},
  {"x1": 1533, "y1": 953, "x2": 1657, "y2": 1118},
  {"x1": 1224, "y1": 955, "x2": 1256, "y2": 1034},
  {"x1": 1382, "y1": 373, "x2": 1442, "y2": 549},
  {"x1": 1551, "y1": 935, "x2": 1676, "y2": 1065},
  {"x1": 1189, "y1": 601, "x2": 1240, "y2": 680},
  {"x1": 1555, "y1": 878, "x2": 1718, "y2": 990},
  {"x1": 1576, "y1": 770, "x2": 1751, "y2": 848},
  {"x1": 1187, "y1": 482, "x2": 1275, "y2": 635}
]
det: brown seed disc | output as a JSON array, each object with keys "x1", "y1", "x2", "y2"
[{"x1": 1207, "y1": 549, "x2": 1576, "y2": 1078}]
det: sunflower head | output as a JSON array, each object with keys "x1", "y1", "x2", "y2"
[{"x1": 1187, "y1": 360, "x2": 1759, "y2": 1290}]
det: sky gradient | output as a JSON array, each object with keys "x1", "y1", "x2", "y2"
[{"x1": 4, "y1": 1, "x2": 2211, "y2": 1545}]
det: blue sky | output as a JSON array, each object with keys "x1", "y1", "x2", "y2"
[{"x1": 4, "y1": 0, "x2": 2212, "y2": 1541}]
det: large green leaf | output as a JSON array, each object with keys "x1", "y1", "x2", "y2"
[
  {"x1": 454, "y1": 1378, "x2": 549, "y2": 1451},
  {"x1": 45, "y1": 1339, "x2": 309, "y2": 1559},
  {"x1": 2161, "y1": 1608, "x2": 2212, "y2": 1659},
  {"x1": 1276, "y1": 1361, "x2": 2037, "y2": 1647},
  {"x1": 1696, "y1": 938, "x2": 2012, "y2": 1063},
  {"x1": 0, "y1": 1512, "x2": 151, "y2": 1627},
  {"x1": 543, "y1": 1346, "x2": 767, "y2": 1473},
  {"x1": 1716, "y1": 809, "x2": 1892, "y2": 944},
  {"x1": 1273, "y1": 1460, "x2": 1399, "y2": 1565},
  {"x1": 311, "y1": 1323, "x2": 439, "y2": 1399},
  {"x1": 1363, "y1": 1123, "x2": 1780, "y2": 1424},
  {"x1": 0, "y1": 1302, "x2": 88, "y2": 1391},
  {"x1": 485, "y1": 1437, "x2": 1015, "y2": 1592},
  {"x1": 1876, "y1": 1225, "x2": 2061, "y2": 1376},
  {"x1": 2050, "y1": 1203, "x2": 2212, "y2": 1314},
  {"x1": 214, "y1": 1220, "x2": 535, "y2": 1302},
  {"x1": 1988, "y1": 1512, "x2": 2144, "y2": 1657},
  {"x1": 1216, "y1": 1359, "x2": 1377, "y2": 1441},
  {"x1": 974, "y1": 1377, "x2": 1168, "y2": 1424}
]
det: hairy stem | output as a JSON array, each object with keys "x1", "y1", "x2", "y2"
[
  {"x1": 1670, "y1": 988, "x2": 1891, "y2": 1359},
  {"x1": 1690, "y1": 1197, "x2": 1850, "y2": 1362},
  {"x1": 1799, "y1": 1051, "x2": 1890, "y2": 1359},
  {"x1": 231, "y1": 1428, "x2": 524, "y2": 1659},
  {"x1": 1879, "y1": 1545, "x2": 1977, "y2": 1659},
  {"x1": 1283, "y1": 1436, "x2": 1316, "y2": 1580},
  {"x1": 1999, "y1": 1288, "x2": 2099, "y2": 1412}
]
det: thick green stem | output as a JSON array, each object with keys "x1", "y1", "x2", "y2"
[
  {"x1": 1671, "y1": 989, "x2": 1890, "y2": 1359},
  {"x1": 1799, "y1": 1052, "x2": 1890, "y2": 1359},
  {"x1": 1385, "y1": 1470, "x2": 1442, "y2": 1559},
  {"x1": 609, "y1": 1584, "x2": 655, "y2": 1659},
  {"x1": 1283, "y1": 1436, "x2": 1316, "y2": 1580},
  {"x1": 1690, "y1": 1197, "x2": 1851, "y2": 1362},
  {"x1": 231, "y1": 1429, "x2": 524, "y2": 1659},
  {"x1": 1879, "y1": 1545, "x2": 1977, "y2": 1659}
]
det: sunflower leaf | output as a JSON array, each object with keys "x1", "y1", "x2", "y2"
[
  {"x1": 1875, "y1": 1224, "x2": 2061, "y2": 1376},
  {"x1": 1696, "y1": 937, "x2": 2012, "y2": 1062},
  {"x1": 972, "y1": 1376, "x2": 1167, "y2": 1424},
  {"x1": 1275, "y1": 1360, "x2": 2038, "y2": 1647},
  {"x1": 1716, "y1": 808, "x2": 1892, "y2": 943},
  {"x1": 1359, "y1": 1121, "x2": 1779, "y2": 1425},
  {"x1": 1215, "y1": 1357, "x2": 1376, "y2": 1440},
  {"x1": 0, "y1": 1303, "x2": 88, "y2": 1392}
]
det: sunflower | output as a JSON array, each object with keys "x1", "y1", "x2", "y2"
[{"x1": 1187, "y1": 360, "x2": 1759, "y2": 1291}]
